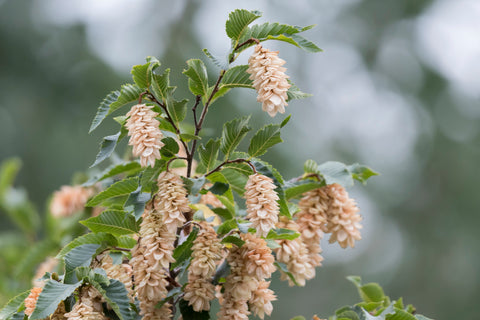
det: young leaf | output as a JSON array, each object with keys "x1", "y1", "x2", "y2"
[
  {"x1": 208, "y1": 169, "x2": 247, "y2": 196},
  {"x1": 0, "y1": 290, "x2": 30, "y2": 320},
  {"x1": 248, "y1": 124, "x2": 283, "y2": 158},
  {"x1": 131, "y1": 56, "x2": 160, "y2": 89},
  {"x1": 317, "y1": 161, "x2": 354, "y2": 187},
  {"x1": 172, "y1": 228, "x2": 199, "y2": 268},
  {"x1": 220, "y1": 116, "x2": 251, "y2": 159},
  {"x1": 304, "y1": 159, "x2": 319, "y2": 174},
  {"x1": 80, "y1": 210, "x2": 139, "y2": 236},
  {"x1": 274, "y1": 262, "x2": 300, "y2": 286},
  {"x1": 183, "y1": 59, "x2": 209, "y2": 97},
  {"x1": 280, "y1": 114, "x2": 291, "y2": 128},
  {"x1": 91, "y1": 279, "x2": 135, "y2": 320},
  {"x1": 225, "y1": 9, "x2": 262, "y2": 42},
  {"x1": 29, "y1": 280, "x2": 83, "y2": 320},
  {"x1": 151, "y1": 68, "x2": 174, "y2": 104},
  {"x1": 167, "y1": 98, "x2": 189, "y2": 125},
  {"x1": 160, "y1": 137, "x2": 180, "y2": 158},
  {"x1": 86, "y1": 177, "x2": 139, "y2": 207},
  {"x1": 348, "y1": 164, "x2": 379, "y2": 185},
  {"x1": 198, "y1": 139, "x2": 221, "y2": 173},
  {"x1": 90, "y1": 131, "x2": 122, "y2": 168},
  {"x1": 290, "y1": 34, "x2": 323, "y2": 53}
]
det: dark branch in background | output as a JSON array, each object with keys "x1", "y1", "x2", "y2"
[{"x1": 205, "y1": 158, "x2": 257, "y2": 177}]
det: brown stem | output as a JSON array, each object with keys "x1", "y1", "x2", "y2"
[
  {"x1": 138, "y1": 90, "x2": 149, "y2": 104},
  {"x1": 187, "y1": 70, "x2": 226, "y2": 178},
  {"x1": 147, "y1": 92, "x2": 190, "y2": 157}
]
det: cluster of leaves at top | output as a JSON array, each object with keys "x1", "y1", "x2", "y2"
[
  {"x1": 291, "y1": 277, "x2": 433, "y2": 320},
  {"x1": 0, "y1": 9, "x2": 385, "y2": 320}
]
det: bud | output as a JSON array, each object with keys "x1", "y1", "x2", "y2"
[
  {"x1": 245, "y1": 173, "x2": 279, "y2": 237},
  {"x1": 125, "y1": 103, "x2": 164, "y2": 168},
  {"x1": 247, "y1": 44, "x2": 291, "y2": 117}
]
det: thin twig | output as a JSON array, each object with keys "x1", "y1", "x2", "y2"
[
  {"x1": 192, "y1": 95, "x2": 202, "y2": 129},
  {"x1": 205, "y1": 158, "x2": 256, "y2": 177},
  {"x1": 187, "y1": 70, "x2": 226, "y2": 178},
  {"x1": 165, "y1": 156, "x2": 188, "y2": 172}
]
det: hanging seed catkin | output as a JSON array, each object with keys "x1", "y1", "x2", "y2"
[{"x1": 247, "y1": 44, "x2": 291, "y2": 117}]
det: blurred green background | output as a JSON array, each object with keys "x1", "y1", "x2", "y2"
[{"x1": 1, "y1": 0, "x2": 479, "y2": 319}]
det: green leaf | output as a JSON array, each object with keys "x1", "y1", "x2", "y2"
[
  {"x1": 179, "y1": 133, "x2": 201, "y2": 142},
  {"x1": 290, "y1": 34, "x2": 323, "y2": 53},
  {"x1": 30, "y1": 280, "x2": 82, "y2": 320},
  {"x1": 203, "y1": 48, "x2": 229, "y2": 69},
  {"x1": 221, "y1": 235, "x2": 245, "y2": 247},
  {"x1": 182, "y1": 176, "x2": 206, "y2": 195},
  {"x1": 208, "y1": 169, "x2": 248, "y2": 196},
  {"x1": 284, "y1": 179, "x2": 324, "y2": 200},
  {"x1": 172, "y1": 228, "x2": 199, "y2": 268},
  {"x1": 151, "y1": 68, "x2": 174, "y2": 104},
  {"x1": 83, "y1": 162, "x2": 142, "y2": 187},
  {"x1": 318, "y1": 161, "x2": 354, "y2": 187},
  {"x1": 220, "y1": 116, "x2": 251, "y2": 159},
  {"x1": 248, "y1": 124, "x2": 283, "y2": 158},
  {"x1": 131, "y1": 56, "x2": 160, "y2": 88},
  {"x1": 124, "y1": 187, "x2": 151, "y2": 220},
  {"x1": 220, "y1": 65, "x2": 253, "y2": 89},
  {"x1": 64, "y1": 244, "x2": 101, "y2": 274},
  {"x1": 168, "y1": 99, "x2": 189, "y2": 125},
  {"x1": 199, "y1": 139, "x2": 221, "y2": 173},
  {"x1": 179, "y1": 299, "x2": 210, "y2": 320},
  {"x1": 160, "y1": 137, "x2": 180, "y2": 158},
  {"x1": 291, "y1": 317, "x2": 307, "y2": 320},
  {"x1": 348, "y1": 164, "x2": 379, "y2": 185},
  {"x1": 89, "y1": 90, "x2": 120, "y2": 133},
  {"x1": 57, "y1": 232, "x2": 118, "y2": 258},
  {"x1": 225, "y1": 9, "x2": 262, "y2": 42},
  {"x1": 86, "y1": 177, "x2": 139, "y2": 207},
  {"x1": 253, "y1": 160, "x2": 290, "y2": 218},
  {"x1": 415, "y1": 316, "x2": 433, "y2": 320},
  {"x1": 80, "y1": 210, "x2": 139, "y2": 236},
  {"x1": 90, "y1": 131, "x2": 122, "y2": 168},
  {"x1": 91, "y1": 279, "x2": 135, "y2": 320},
  {"x1": 117, "y1": 235, "x2": 137, "y2": 249},
  {"x1": 266, "y1": 228, "x2": 300, "y2": 240},
  {"x1": 0, "y1": 290, "x2": 30, "y2": 320},
  {"x1": 158, "y1": 117, "x2": 177, "y2": 133},
  {"x1": 274, "y1": 262, "x2": 300, "y2": 286},
  {"x1": 266, "y1": 238, "x2": 281, "y2": 249},
  {"x1": 287, "y1": 81, "x2": 313, "y2": 101},
  {"x1": 89, "y1": 84, "x2": 144, "y2": 133},
  {"x1": 360, "y1": 284, "x2": 386, "y2": 304},
  {"x1": 217, "y1": 219, "x2": 238, "y2": 235},
  {"x1": 0, "y1": 157, "x2": 21, "y2": 198},
  {"x1": 140, "y1": 160, "x2": 166, "y2": 192},
  {"x1": 280, "y1": 114, "x2": 291, "y2": 128},
  {"x1": 387, "y1": 309, "x2": 417, "y2": 320},
  {"x1": 304, "y1": 159, "x2": 319, "y2": 174},
  {"x1": 183, "y1": 59, "x2": 209, "y2": 96}
]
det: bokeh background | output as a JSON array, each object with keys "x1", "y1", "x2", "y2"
[{"x1": 1, "y1": 0, "x2": 479, "y2": 319}]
